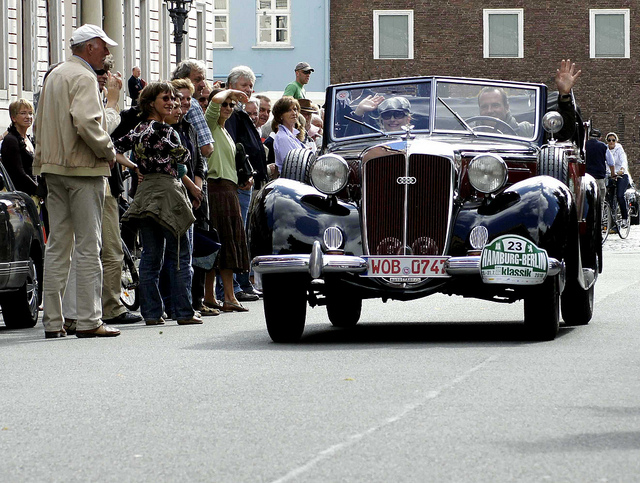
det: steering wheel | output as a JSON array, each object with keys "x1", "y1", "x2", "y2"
[{"x1": 465, "y1": 116, "x2": 518, "y2": 136}]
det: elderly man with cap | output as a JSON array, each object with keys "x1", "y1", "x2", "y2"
[
  {"x1": 283, "y1": 62, "x2": 314, "y2": 100},
  {"x1": 33, "y1": 24, "x2": 121, "y2": 338}
]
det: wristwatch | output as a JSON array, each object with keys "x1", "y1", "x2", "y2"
[{"x1": 559, "y1": 93, "x2": 572, "y2": 102}]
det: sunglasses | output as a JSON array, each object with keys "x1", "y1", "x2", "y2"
[
  {"x1": 607, "y1": 138, "x2": 616, "y2": 142},
  {"x1": 221, "y1": 101, "x2": 236, "y2": 108},
  {"x1": 301, "y1": 70, "x2": 313, "y2": 75},
  {"x1": 380, "y1": 110, "x2": 408, "y2": 120},
  {"x1": 159, "y1": 95, "x2": 176, "y2": 102},
  {"x1": 94, "y1": 69, "x2": 108, "y2": 76}
]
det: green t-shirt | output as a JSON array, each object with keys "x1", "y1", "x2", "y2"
[
  {"x1": 283, "y1": 80, "x2": 306, "y2": 99},
  {"x1": 204, "y1": 102, "x2": 238, "y2": 184}
]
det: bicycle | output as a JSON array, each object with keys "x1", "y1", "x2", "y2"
[
  {"x1": 604, "y1": 176, "x2": 630, "y2": 240},
  {"x1": 118, "y1": 178, "x2": 141, "y2": 311}
]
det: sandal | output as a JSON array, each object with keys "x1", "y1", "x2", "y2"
[
  {"x1": 204, "y1": 300, "x2": 224, "y2": 311},
  {"x1": 197, "y1": 305, "x2": 220, "y2": 316}
]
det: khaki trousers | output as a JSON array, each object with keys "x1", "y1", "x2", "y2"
[
  {"x1": 42, "y1": 175, "x2": 105, "y2": 332},
  {"x1": 62, "y1": 184, "x2": 126, "y2": 320}
]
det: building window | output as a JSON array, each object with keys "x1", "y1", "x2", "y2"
[
  {"x1": 373, "y1": 10, "x2": 413, "y2": 60},
  {"x1": 483, "y1": 9, "x2": 524, "y2": 58},
  {"x1": 256, "y1": 0, "x2": 290, "y2": 45},
  {"x1": 590, "y1": 9, "x2": 630, "y2": 58},
  {"x1": 213, "y1": 0, "x2": 229, "y2": 45}
]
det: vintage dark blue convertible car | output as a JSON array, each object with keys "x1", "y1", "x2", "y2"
[
  {"x1": 0, "y1": 160, "x2": 44, "y2": 329},
  {"x1": 250, "y1": 76, "x2": 600, "y2": 342}
]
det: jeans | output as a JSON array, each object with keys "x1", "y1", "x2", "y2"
[
  {"x1": 216, "y1": 186, "x2": 253, "y2": 299},
  {"x1": 616, "y1": 174, "x2": 630, "y2": 220},
  {"x1": 139, "y1": 220, "x2": 194, "y2": 321}
]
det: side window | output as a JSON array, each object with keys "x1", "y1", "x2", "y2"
[
  {"x1": 590, "y1": 9, "x2": 630, "y2": 58},
  {"x1": 373, "y1": 10, "x2": 413, "y2": 60},
  {"x1": 483, "y1": 9, "x2": 524, "y2": 58}
]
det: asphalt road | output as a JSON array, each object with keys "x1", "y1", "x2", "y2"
[{"x1": 1, "y1": 232, "x2": 639, "y2": 482}]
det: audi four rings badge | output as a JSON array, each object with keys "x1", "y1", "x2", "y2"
[{"x1": 397, "y1": 177, "x2": 417, "y2": 185}]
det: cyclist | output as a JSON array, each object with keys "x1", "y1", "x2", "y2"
[{"x1": 606, "y1": 132, "x2": 630, "y2": 229}]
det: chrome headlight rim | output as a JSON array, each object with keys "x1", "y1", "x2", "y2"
[
  {"x1": 309, "y1": 154, "x2": 349, "y2": 195},
  {"x1": 468, "y1": 154, "x2": 508, "y2": 194}
]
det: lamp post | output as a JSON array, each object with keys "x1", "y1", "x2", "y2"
[{"x1": 167, "y1": 0, "x2": 192, "y2": 65}]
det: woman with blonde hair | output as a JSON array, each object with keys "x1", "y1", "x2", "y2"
[{"x1": 1, "y1": 98, "x2": 38, "y2": 196}]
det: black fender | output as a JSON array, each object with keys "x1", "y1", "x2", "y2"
[
  {"x1": 451, "y1": 175, "x2": 574, "y2": 262},
  {"x1": 249, "y1": 179, "x2": 362, "y2": 258}
]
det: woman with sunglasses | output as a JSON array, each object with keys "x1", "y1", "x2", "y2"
[
  {"x1": 605, "y1": 132, "x2": 631, "y2": 227},
  {"x1": 114, "y1": 81, "x2": 202, "y2": 326},
  {"x1": 346, "y1": 94, "x2": 412, "y2": 135},
  {"x1": 203, "y1": 88, "x2": 252, "y2": 313}
]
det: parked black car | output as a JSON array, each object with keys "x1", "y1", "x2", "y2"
[
  {"x1": 0, "y1": 160, "x2": 45, "y2": 328},
  {"x1": 625, "y1": 179, "x2": 640, "y2": 225},
  {"x1": 250, "y1": 76, "x2": 600, "y2": 342}
]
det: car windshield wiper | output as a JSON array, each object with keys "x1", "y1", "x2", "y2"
[
  {"x1": 344, "y1": 115, "x2": 388, "y2": 137},
  {"x1": 437, "y1": 97, "x2": 478, "y2": 137}
]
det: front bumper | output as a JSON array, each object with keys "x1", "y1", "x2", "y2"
[{"x1": 252, "y1": 241, "x2": 563, "y2": 280}]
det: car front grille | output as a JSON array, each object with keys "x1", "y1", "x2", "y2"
[{"x1": 362, "y1": 153, "x2": 453, "y2": 256}]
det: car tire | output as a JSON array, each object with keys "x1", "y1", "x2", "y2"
[
  {"x1": 561, "y1": 281, "x2": 594, "y2": 326},
  {"x1": 262, "y1": 273, "x2": 307, "y2": 342},
  {"x1": 523, "y1": 275, "x2": 560, "y2": 341},
  {"x1": 326, "y1": 289, "x2": 362, "y2": 328},
  {"x1": 0, "y1": 256, "x2": 39, "y2": 329},
  {"x1": 538, "y1": 145, "x2": 569, "y2": 186},
  {"x1": 281, "y1": 148, "x2": 315, "y2": 184}
]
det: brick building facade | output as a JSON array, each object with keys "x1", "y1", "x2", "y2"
[{"x1": 330, "y1": 1, "x2": 639, "y2": 179}]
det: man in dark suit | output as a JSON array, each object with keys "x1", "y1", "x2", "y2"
[{"x1": 127, "y1": 66, "x2": 145, "y2": 106}]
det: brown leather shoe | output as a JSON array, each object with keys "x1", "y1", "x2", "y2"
[
  {"x1": 145, "y1": 317, "x2": 166, "y2": 326},
  {"x1": 222, "y1": 301, "x2": 249, "y2": 313},
  {"x1": 177, "y1": 315, "x2": 204, "y2": 325},
  {"x1": 76, "y1": 324, "x2": 121, "y2": 338}
]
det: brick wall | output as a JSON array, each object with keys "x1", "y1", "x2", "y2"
[{"x1": 330, "y1": 0, "x2": 640, "y2": 179}]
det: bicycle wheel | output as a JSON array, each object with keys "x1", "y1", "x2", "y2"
[
  {"x1": 616, "y1": 205, "x2": 630, "y2": 239},
  {"x1": 601, "y1": 201, "x2": 610, "y2": 245},
  {"x1": 120, "y1": 242, "x2": 140, "y2": 311}
]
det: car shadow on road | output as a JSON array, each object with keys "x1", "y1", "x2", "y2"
[{"x1": 191, "y1": 321, "x2": 575, "y2": 352}]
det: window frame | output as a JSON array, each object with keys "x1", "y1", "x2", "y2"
[
  {"x1": 589, "y1": 9, "x2": 630, "y2": 59},
  {"x1": 483, "y1": 8, "x2": 524, "y2": 59},
  {"x1": 373, "y1": 9, "x2": 414, "y2": 60},
  {"x1": 255, "y1": 0, "x2": 291, "y2": 48},
  {"x1": 212, "y1": 0, "x2": 231, "y2": 47}
]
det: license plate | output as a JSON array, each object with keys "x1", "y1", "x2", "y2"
[{"x1": 362, "y1": 256, "x2": 450, "y2": 278}]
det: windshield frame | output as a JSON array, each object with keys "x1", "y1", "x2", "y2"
[{"x1": 325, "y1": 76, "x2": 547, "y2": 145}]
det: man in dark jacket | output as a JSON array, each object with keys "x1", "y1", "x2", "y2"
[{"x1": 585, "y1": 128, "x2": 614, "y2": 203}]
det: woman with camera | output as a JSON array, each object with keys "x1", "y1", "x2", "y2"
[{"x1": 203, "y1": 88, "x2": 252, "y2": 313}]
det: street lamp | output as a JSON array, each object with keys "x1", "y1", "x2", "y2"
[{"x1": 167, "y1": 0, "x2": 192, "y2": 65}]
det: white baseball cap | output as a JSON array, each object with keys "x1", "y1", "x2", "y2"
[{"x1": 70, "y1": 24, "x2": 118, "y2": 47}]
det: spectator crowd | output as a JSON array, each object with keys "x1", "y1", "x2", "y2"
[{"x1": 0, "y1": 24, "x2": 324, "y2": 339}]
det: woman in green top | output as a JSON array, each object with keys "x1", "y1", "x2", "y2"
[{"x1": 204, "y1": 88, "x2": 252, "y2": 313}]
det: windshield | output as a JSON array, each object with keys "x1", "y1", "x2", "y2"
[
  {"x1": 435, "y1": 80, "x2": 539, "y2": 140},
  {"x1": 331, "y1": 80, "x2": 431, "y2": 140},
  {"x1": 329, "y1": 78, "x2": 541, "y2": 142}
]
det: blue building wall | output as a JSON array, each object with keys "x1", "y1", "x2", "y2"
[{"x1": 211, "y1": 0, "x2": 329, "y2": 96}]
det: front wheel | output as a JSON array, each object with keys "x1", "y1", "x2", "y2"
[
  {"x1": 326, "y1": 289, "x2": 362, "y2": 328},
  {"x1": 616, "y1": 205, "x2": 630, "y2": 239},
  {"x1": 262, "y1": 273, "x2": 308, "y2": 342},
  {"x1": 601, "y1": 201, "x2": 610, "y2": 245},
  {"x1": 120, "y1": 242, "x2": 140, "y2": 311},
  {"x1": 523, "y1": 275, "x2": 560, "y2": 341},
  {"x1": 0, "y1": 257, "x2": 40, "y2": 328}
]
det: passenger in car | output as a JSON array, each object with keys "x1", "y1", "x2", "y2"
[{"x1": 346, "y1": 95, "x2": 413, "y2": 135}]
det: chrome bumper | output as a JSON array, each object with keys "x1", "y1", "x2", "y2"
[{"x1": 252, "y1": 241, "x2": 563, "y2": 279}]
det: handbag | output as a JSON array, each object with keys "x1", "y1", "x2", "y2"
[
  {"x1": 192, "y1": 226, "x2": 221, "y2": 271},
  {"x1": 235, "y1": 142, "x2": 257, "y2": 186}
]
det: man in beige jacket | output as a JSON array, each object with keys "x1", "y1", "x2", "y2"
[{"x1": 33, "y1": 24, "x2": 121, "y2": 338}]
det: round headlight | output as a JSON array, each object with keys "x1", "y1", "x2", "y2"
[
  {"x1": 542, "y1": 111, "x2": 564, "y2": 134},
  {"x1": 468, "y1": 154, "x2": 508, "y2": 194},
  {"x1": 310, "y1": 154, "x2": 349, "y2": 195}
]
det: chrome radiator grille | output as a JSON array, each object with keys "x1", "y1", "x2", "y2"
[{"x1": 363, "y1": 153, "x2": 453, "y2": 256}]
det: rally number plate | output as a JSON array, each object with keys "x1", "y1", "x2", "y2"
[{"x1": 362, "y1": 256, "x2": 450, "y2": 278}]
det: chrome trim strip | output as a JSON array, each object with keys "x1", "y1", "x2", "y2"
[
  {"x1": 253, "y1": 254, "x2": 562, "y2": 278},
  {"x1": 0, "y1": 261, "x2": 30, "y2": 276}
]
